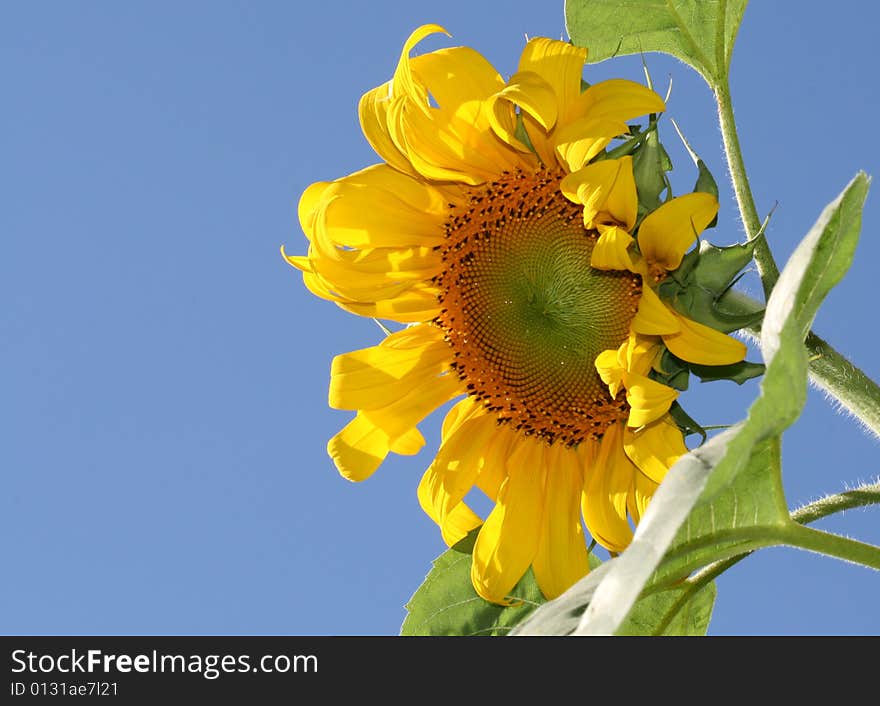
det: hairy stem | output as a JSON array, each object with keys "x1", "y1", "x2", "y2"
[
  {"x1": 791, "y1": 482, "x2": 880, "y2": 524},
  {"x1": 779, "y1": 523, "x2": 880, "y2": 571},
  {"x1": 715, "y1": 77, "x2": 780, "y2": 298},
  {"x1": 723, "y1": 290, "x2": 880, "y2": 438},
  {"x1": 656, "y1": 483, "x2": 880, "y2": 634}
]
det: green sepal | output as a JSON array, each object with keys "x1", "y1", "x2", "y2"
[
  {"x1": 688, "y1": 360, "x2": 766, "y2": 385},
  {"x1": 659, "y1": 237, "x2": 765, "y2": 333},
  {"x1": 694, "y1": 158, "x2": 719, "y2": 201},
  {"x1": 513, "y1": 111, "x2": 537, "y2": 156},
  {"x1": 691, "y1": 238, "x2": 759, "y2": 293},
  {"x1": 661, "y1": 283, "x2": 764, "y2": 333},
  {"x1": 651, "y1": 349, "x2": 690, "y2": 391},
  {"x1": 599, "y1": 123, "x2": 646, "y2": 161},
  {"x1": 632, "y1": 123, "x2": 672, "y2": 220},
  {"x1": 672, "y1": 118, "x2": 719, "y2": 227},
  {"x1": 668, "y1": 401, "x2": 707, "y2": 444}
]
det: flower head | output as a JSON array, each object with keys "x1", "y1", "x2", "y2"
[{"x1": 285, "y1": 26, "x2": 747, "y2": 604}]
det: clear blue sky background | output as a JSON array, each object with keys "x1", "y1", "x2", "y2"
[{"x1": 3, "y1": 1, "x2": 878, "y2": 635}]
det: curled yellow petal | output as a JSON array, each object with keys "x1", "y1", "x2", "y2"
[
  {"x1": 559, "y1": 156, "x2": 637, "y2": 230},
  {"x1": 517, "y1": 37, "x2": 586, "y2": 118},
  {"x1": 327, "y1": 414, "x2": 393, "y2": 482},
  {"x1": 623, "y1": 417, "x2": 688, "y2": 484},
  {"x1": 623, "y1": 371, "x2": 678, "y2": 428},
  {"x1": 572, "y1": 78, "x2": 666, "y2": 124},
  {"x1": 328, "y1": 325, "x2": 448, "y2": 410},
  {"x1": 663, "y1": 313, "x2": 748, "y2": 366},
  {"x1": 391, "y1": 24, "x2": 450, "y2": 101},
  {"x1": 533, "y1": 444, "x2": 590, "y2": 599},
  {"x1": 553, "y1": 116, "x2": 628, "y2": 172},
  {"x1": 581, "y1": 423, "x2": 635, "y2": 553},
  {"x1": 417, "y1": 411, "x2": 498, "y2": 546},
  {"x1": 631, "y1": 285, "x2": 680, "y2": 336},
  {"x1": 627, "y1": 469, "x2": 659, "y2": 525},
  {"x1": 595, "y1": 346, "x2": 626, "y2": 399},
  {"x1": 489, "y1": 70, "x2": 558, "y2": 152},
  {"x1": 471, "y1": 439, "x2": 546, "y2": 605},
  {"x1": 591, "y1": 225, "x2": 636, "y2": 271},
  {"x1": 638, "y1": 192, "x2": 719, "y2": 271}
]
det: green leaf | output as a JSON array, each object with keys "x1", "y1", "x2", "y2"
[
  {"x1": 688, "y1": 360, "x2": 765, "y2": 385},
  {"x1": 617, "y1": 581, "x2": 716, "y2": 636},
  {"x1": 565, "y1": 0, "x2": 748, "y2": 85},
  {"x1": 514, "y1": 173, "x2": 869, "y2": 636},
  {"x1": 763, "y1": 173, "x2": 870, "y2": 354},
  {"x1": 401, "y1": 529, "x2": 545, "y2": 636}
]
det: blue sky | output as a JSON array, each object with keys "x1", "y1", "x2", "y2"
[{"x1": 3, "y1": 1, "x2": 878, "y2": 635}]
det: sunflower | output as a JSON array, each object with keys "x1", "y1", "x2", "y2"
[{"x1": 285, "y1": 25, "x2": 747, "y2": 604}]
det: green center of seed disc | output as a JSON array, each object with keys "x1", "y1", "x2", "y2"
[{"x1": 436, "y1": 169, "x2": 640, "y2": 445}]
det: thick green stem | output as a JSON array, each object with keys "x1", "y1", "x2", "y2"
[
  {"x1": 779, "y1": 523, "x2": 880, "y2": 571},
  {"x1": 656, "y1": 485, "x2": 880, "y2": 634},
  {"x1": 802, "y1": 332, "x2": 880, "y2": 438},
  {"x1": 715, "y1": 77, "x2": 780, "y2": 298},
  {"x1": 723, "y1": 290, "x2": 880, "y2": 438}
]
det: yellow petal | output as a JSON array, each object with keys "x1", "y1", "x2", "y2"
[
  {"x1": 631, "y1": 285, "x2": 680, "y2": 335},
  {"x1": 623, "y1": 417, "x2": 688, "y2": 484},
  {"x1": 663, "y1": 313, "x2": 748, "y2": 366},
  {"x1": 439, "y1": 395, "x2": 485, "y2": 439},
  {"x1": 517, "y1": 37, "x2": 587, "y2": 124},
  {"x1": 327, "y1": 372, "x2": 462, "y2": 483},
  {"x1": 553, "y1": 116, "x2": 628, "y2": 173},
  {"x1": 361, "y1": 373, "x2": 462, "y2": 441},
  {"x1": 318, "y1": 165, "x2": 448, "y2": 249},
  {"x1": 559, "y1": 156, "x2": 637, "y2": 230},
  {"x1": 471, "y1": 438, "x2": 546, "y2": 605},
  {"x1": 389, "y1": 427, "x2": 426, "y2": 455},
  {"x1": 280, "y1": 245, "x2": 310, "y2": 272},
  {"x1": 339, "y1": 286, "x2": 441, "y2": 323},
  {"x1": 298, "y1": 181, "x2": 332, "y2": 238},
  {"x1": 327, "y1": 413, "x2": 392, "y2": 482},
  {"x1": 591, "y1": 224, "x2": 636, "y2": 271},
  {"x1": 581, "y1": 423, "x2": 636, "y2": 553},
  {"x1": 624, "y1": 333, "x2": 662, "y2": 377},
  {"x1": 532, "y1": 444, "x2": 590, "y2": 599},
  {"x1": 396, "y1": 46, "x2": 526, "y2": 182},
  {"x1": 440, "y1": 504, "x2": 484, "y2": 546},
  {"x1": 595, "y1": 346, "x2": 625, "y2": 399},
  {"x1": 475, "y1": 424, "x2": 518, "y2": 503},
  {"x1": 357, "y1": 25, "x2": 450, "y2": 175},
  {"x1": 358, "y1": 84, "x2": 417, "y2": 176},
  {"x1": 411, "y1": 46, "x2": 505, "y2": 124},
  {"x1": 623, "y1": 371, "x2": 678, "y2": 428},
  {"x1": 391, "y1": 24, "x2": 450, "y2": 102},
  {"x1": 517, "y1": 37, "x2": 587, "y2": 166},
  {"x1": 572, "y1": 78, "x2": 666, "y2": 124},
  {"x1": 489, "y1": 70, "x2": 558, "y2": 153},
  {"x1": 329, "y1": 324, "x2": 448, "y2": 410},
  {"x1": 627, "y1": 469, "x2": 659, "y2": 525},
  {"x1": 638, "y1": 192, "x2": 719, "y2": 271},
  {"x1": 393, "y1": 102, "x2": 497, "y2": 184},
  {"x1": 417, "y1": 411, "x2": 498, "y2": 545}
]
